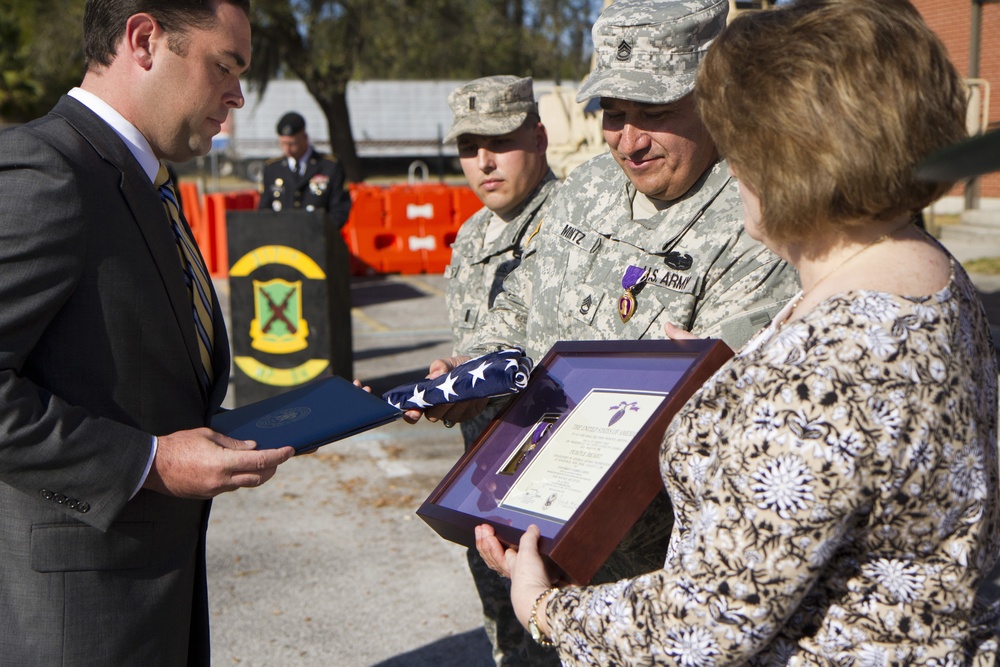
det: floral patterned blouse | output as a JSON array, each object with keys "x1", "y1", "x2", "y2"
[{"x1": 546, "y1": 263, "x2": 1000, "y2": 666}]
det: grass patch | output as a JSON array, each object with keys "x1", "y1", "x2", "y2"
[
  {"x1": 964, "y1": 257, "x2": 1000, "y2": 275},
  {"x1": 929, "y1": 213, "x2": 962, "y2": 227}
]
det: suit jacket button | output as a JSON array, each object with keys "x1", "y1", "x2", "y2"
[
  {"x1": 76, "y1": 502, "x2": 90, "y2": 513},
  {"x1": 66, "y1": 499, "x2": 79, "y2": 510},
  {"x1": 40, "y1": 489, "x2": 54, "y2": 500},
  {"x1": 54, "y1": 493, "x2": 67, "y2": 504}
]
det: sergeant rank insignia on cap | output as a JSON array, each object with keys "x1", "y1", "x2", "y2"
[{"x1": 616, "y1": 39, "x2": 633, "y2": 62}]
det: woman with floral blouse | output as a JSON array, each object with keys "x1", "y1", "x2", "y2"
[{"x1": 475, "y1": 0, "x2": 1000, "y2": 664}]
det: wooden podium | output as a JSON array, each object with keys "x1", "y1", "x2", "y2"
[{"x1": 226, "y1": 210, "x2": 352, "y2": 406}]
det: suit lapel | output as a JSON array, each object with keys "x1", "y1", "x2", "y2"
[
  {"x1": 208, "y1": 295, "x2": 231, "y2": 408},
  {"x1": 123, "y1": 169, "x2": 217, "y2": 401},
  {"x1": 53, "y1": 96, "x2": 222, "y2": 404}
]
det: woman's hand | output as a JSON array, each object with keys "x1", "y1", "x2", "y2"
[
  {"x1": 510, "y1": 526, "x2": 557, "y2": 634},
  {"x1": 478, "y1": 524, "x2": 558, "y2": 634},
  {"x1": 475, "y1": 523, "x2": 511, "y2": 577}
]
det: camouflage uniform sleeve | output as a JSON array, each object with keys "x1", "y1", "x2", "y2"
[
  {"x1": 687, "y1": 233, "x2": 799, "y2": 348},
  {"x1": 655, "y1": 174, "x2": 800, "y2": 349},
  {"x1": 446, "y1": 207, "x2": 488, "y2": 355}
]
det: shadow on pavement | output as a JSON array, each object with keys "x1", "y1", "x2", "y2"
[
  {"x1": 351, "y1": 277, "x2": 429, "y2": 308},
  {"x1": 353, "y1": 340, "x2": 447, "y2": 362},
  {"x1": 370, "y1": 628, "x2": 493, "y2": 667}
]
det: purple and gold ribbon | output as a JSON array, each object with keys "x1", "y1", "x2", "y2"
[{"x1": 617, "y1": 265, "x2": 645, "y2": 323}]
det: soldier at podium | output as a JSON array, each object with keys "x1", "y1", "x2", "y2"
[{"x1": 258, "y1": 111, "x2": 352, "y2": 228}]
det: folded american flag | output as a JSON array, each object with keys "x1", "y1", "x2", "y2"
[{"x1": 382, "y1": 349, "x2": 533, "y2": 410}]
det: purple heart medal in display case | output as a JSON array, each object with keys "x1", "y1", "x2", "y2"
[{"x1": 417, "y1": 338, "x2": 733, "y2": 584}]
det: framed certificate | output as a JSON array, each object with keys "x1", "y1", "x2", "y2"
[{"x1": 416, "y1": 339, "x2": 733, "y2": 584}]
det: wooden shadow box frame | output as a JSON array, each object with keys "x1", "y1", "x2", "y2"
[{"x1": 417, "y1": 339, "x2": 733, "y2": 584}]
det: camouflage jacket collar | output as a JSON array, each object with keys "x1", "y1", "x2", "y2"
[
  {"x1": 454, "y1": 170, "x2": 559, "y2": 264},
  {"x1": 588, "y1": 155, "x2": 733, "y2": 254}
]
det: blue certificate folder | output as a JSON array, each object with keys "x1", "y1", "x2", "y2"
[{"x1": 211, "y1": 376, "x2": 404, "y2": 453}]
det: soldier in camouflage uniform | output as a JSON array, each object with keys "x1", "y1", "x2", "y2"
[
  {"x1": 463, "y1": 0, "x2": 799, "y2": 602},
  {"x1": 445, "y1": 76, "x2": 559, "y2": 360},
  {"x1": 466, "y1": 0, "x2": 797, "y2": 364},
  {"x1": 443, "y1": 75, "x2": 562, "y2": 667},
  {"x1": 418, "y1": 0, "x2": 800, "y2": 661}
]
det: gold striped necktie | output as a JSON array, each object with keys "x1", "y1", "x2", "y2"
[{"x1": 155, "y1": 165, "x2": 215, "y2": 390}]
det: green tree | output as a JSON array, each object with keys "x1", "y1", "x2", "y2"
[
  {"x1": 248, "y1": 0, "x2": 600, "y2": 182},
  {"x1": 0, "y1": 0, "x2": 85, "y2": 123},
  {"x1": 249, "y1": 0, "x2": 367, "y2": 182}
]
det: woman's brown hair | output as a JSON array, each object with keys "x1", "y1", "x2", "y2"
[{"x1": 697, "y1": 0, "x2": 967, "y2": 243}]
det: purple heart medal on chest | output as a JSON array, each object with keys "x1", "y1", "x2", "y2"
[{"x1": 617, "y1": 265, "x2": 646, "y2": 323}]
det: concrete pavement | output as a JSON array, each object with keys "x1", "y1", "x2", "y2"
[{"x1": 208, "y1": 273, "x2": 494, "y2": 667}]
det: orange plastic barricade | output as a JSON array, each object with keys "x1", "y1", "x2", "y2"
[
  {"x1": 177, "y1": 181, "x2": 214, "y2": 274},
  {"x1": 178, "y1": 181, "x2": 204, "y2": 240},
  {"x1": 344, "y1": 184, "x2": 394, "y2": 275},
  {"x1": 202, "y1": 194, "x2": 228, "y2": 278},
  {"x1": 414, "y1": 184, "x2": 462, "y2": 273},
  {"x1": 452, "y1": 186, "x2": 483, "y2": 226},
  {"x1": 420, "y1": 225, "x2": 459, "y2": 273},
  {"x1": 195, "y1": 189, "x2": 254, "y2": 278},
  {"x1": 340, "y1": 183, "x2": 367, "y2": 260},
  {"x1": 341, "y1": 184, "x2": 475, "y2": 275},
  {"x1": 383, "y1": 184, "x2": 456, "y2": 274}
]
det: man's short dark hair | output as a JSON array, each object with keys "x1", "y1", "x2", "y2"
[{"x1": 84, "y1": 0, "x2": 250, "y2": 68}]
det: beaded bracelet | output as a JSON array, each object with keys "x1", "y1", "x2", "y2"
[{"x1": 529, "y1": 587, "x2": 559, "y2": 647}]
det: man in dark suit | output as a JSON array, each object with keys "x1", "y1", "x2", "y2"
[
  {"x1": 0, "y1": 1, "x2": 295, "y2": 664},
  {"x1": 258, "y1": 111, "x2": 353, "y2": 228}
]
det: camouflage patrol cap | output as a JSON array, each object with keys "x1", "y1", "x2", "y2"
[
  {"x1": 444, "y1": 76, "x2": 537, "y2": 143},
  {"x1": 576, "y1": 0, "x2": 728, "y2": 105}
]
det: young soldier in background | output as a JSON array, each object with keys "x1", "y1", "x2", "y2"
[{"x1": 443, "y1": 75, "x2": 561, "y2": 666}]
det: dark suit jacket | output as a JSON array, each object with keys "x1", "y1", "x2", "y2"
[
  {"x1": 258, "y1": 149, "x2": 352, "y2": 227},
  {"x1": 0, "y1": 95, "x2": 230, "y2": 666}
]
